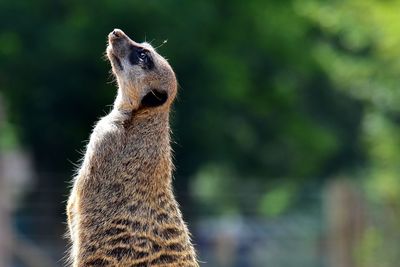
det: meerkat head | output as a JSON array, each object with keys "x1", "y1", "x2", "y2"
[{"x1": 106, "y1": 29, "x2": 177, "y2": 112}]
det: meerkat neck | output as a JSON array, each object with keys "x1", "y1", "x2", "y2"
[
  {"x1": 113, "y1": 87, "x2": 129, "y2": 111},
  {"x1": 113, "y1": 107, "x2": 173, "y2": 189}
]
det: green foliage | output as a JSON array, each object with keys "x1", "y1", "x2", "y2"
[
  {"x1": 0, "y1": 0, "x2": 366, "y2": 204},
  {"x1": 259, "y1": 183, "x2": 295, "y2": 217},
  {"x1": 0, "y1": 120, "x2": 19, "y2": 150}
]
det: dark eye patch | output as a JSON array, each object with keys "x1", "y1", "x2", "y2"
[
  {"x1": 141, "y1": 89, "x2": 168, "y2": 108},
  {"x1": 128, "y1": 46, "x2": 154, "y2": 70}
]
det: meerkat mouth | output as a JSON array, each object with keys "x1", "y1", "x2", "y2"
[{"x1": 141, "y1": 89, "x2": 168, "y2": 107}]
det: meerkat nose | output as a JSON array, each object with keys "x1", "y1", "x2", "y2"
[
  {"x1": 112, "y1": 29, "x2": 122, "y2": 36},
  {"x1": 109, "y1": 29, "x2": 125, "y2": 40}
]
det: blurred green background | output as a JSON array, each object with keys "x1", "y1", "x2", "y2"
[{"x1": 1, "y1": 0, "x2": 400, "y2": 266}]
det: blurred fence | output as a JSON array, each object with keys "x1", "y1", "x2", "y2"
[{"x1": 0, "y1": 168, "x2": 396, "y2": 267}]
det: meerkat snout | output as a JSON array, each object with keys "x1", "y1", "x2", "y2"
[{"x1": 106, "y1": 29, "x2": 177, "y2": 112}]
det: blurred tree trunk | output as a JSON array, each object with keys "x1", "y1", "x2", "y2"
[
  {"x1": 324, "y1": 179, "x2": 365, "y2": 267},
  {"x1": 0, "y1": 184, "x2": 12, "y2": 267}
]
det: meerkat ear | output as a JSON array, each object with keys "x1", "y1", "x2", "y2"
[{"x1": 141, "y1": 89, "x2": 168, "y2": 108}]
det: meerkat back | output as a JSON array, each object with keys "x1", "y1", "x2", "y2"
[{"x1": 66, "y1": 29, "x2": 199, "y2": 267}]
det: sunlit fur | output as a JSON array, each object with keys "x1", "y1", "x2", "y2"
[{"x1": 66, "y1": 29, "x2": 198, "y2": 267}]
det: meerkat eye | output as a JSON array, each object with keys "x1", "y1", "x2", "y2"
[
  {"x1": 138, "y1": 51, "x2": 147, "y2": 61},
  {"x1": 129, "y1": 47, "x2": 154, "y2": 69}
]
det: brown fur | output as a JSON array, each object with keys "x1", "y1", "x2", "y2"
[{"x1": 67, "y1": 29, "x2": 199, "y2": 267}]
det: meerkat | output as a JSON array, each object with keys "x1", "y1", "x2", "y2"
[{"x1": 66, "y1": 29, "x2": 199, "y2": 267}]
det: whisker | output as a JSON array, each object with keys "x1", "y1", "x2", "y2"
[{"x1": 154, "y1": 40, "x2": 168, "y2": 50}]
